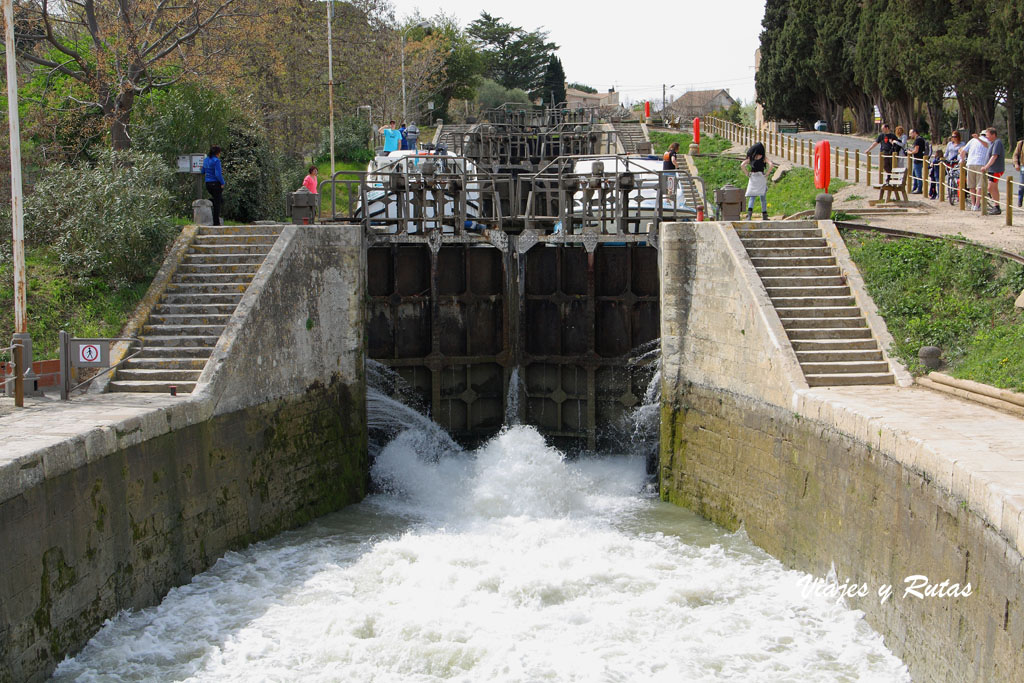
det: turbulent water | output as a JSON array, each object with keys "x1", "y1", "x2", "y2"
[{"x1": 53, "y1": 388, "x2": 910, "y2": 681}]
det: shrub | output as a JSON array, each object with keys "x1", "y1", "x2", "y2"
[
  {"x1": 222, "y1": 116, "x2": 285, "y2": 222},
  {"x1": 475, "y1": 78, "x2": 530, "y2": 112},
  {"x1": 317, "y1": 115, "x2": 375, "y2": 165},
  {"x1": 24, "y1": 149, "x2": 175, "y2": 286}
]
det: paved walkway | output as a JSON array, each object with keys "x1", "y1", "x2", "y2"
[{"x1": 0, "y1": 392, "x2": 182, "y2": 466}]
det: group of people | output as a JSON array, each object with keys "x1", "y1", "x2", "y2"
[
  {"x1": 377, "y1": 120, "x2": 420, "y2": 154},
  {"x1": 867, "y1": 123, "x2": 1019, "y2": 215}
]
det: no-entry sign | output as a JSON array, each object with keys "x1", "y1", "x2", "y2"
[{"x1": 71, "y1": 340, "x2": 109, "y2": 368}]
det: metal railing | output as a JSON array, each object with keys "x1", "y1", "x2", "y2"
[
  {"x1": 58, "y1": 331, "x2": 143, "y2": 400},
  {"x1": 703, "y1": 115, "x2": 1020, "y2": 226}
]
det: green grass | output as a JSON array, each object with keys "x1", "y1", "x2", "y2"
[
  {"x1": 312, "y1": 159, "x2": 367, "y2": 217},
  {"x1": 843, "y1": 232, "x2": 1024, "y2": 391},
  {"x1": 692, "y1": 156, "x2": 848, "y2": 217},
  {"x1": 649, "y1": 131, "x2": 732, "y2": 156},
  {"x1": 0, "y1": 248, "x2": 150, "y2": 361}
]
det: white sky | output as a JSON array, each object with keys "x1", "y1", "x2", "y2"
[{"x1": 391, "y1": 0, "x2": 767, "y2": 105}]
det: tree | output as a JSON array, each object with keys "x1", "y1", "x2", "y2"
[
  {"x1": 467, "y1": 11, "x2": 556, "y2": 95},
  {"x1": 427, "y1": 13, "x2": 487, "y2": 122},
  {"x1": 540, "y1": 56, "x2": 566, "y2": 106},
  {"x1": 8, "y1": 0, "x2": 247, "y2": 150},
  {"x1": 755, "y1": 0, "x2": 817, "y2": 125},
  {"x1": 475, "y1": 78, "x2": 529, "y2": 111},
  {"x1": 568, "y1": 82, "x2": 597, "y2": 94}
]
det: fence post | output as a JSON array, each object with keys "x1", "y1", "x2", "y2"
[
  {"x1": 844, "y1": 148, "x2": 849, "y2": 180},
  {"x1": 980, "y1": 172, "x2": 988, "y2": 214},
  {"x1": 922, "y1": 159, "x2": 929, "y2": 197},
  {"x1": 866, "y1": 153, "x2": 871, "y2": 186},
  {"x1": 834, "y1": 145, "x2": 839, "y2": 178},
  {"x1": 939, "y1": 162, "x2": 946, "y2": 203},
  {"x1": 954, "y1": 160, "x2": 962, "y2": 210},
  {"x1": 1007, "y1": 174, "x2": 1013, "y2": 226},
  {"x1": 13, "y1": 341, "x2": 23, "y2": 408}
]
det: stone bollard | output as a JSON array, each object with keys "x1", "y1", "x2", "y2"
[
  {"x1": 814, "y1": 193, "x2": 833, "y2": 220},
  {"x1": 918, "y1": 346, "x2": 942, "y2": 370},
  {"x1": 192, "y1": 199, "x2": 213, "y2": 225},
  {"x1": 688, "y1": 143, "x2": 699, "y2": 156}
]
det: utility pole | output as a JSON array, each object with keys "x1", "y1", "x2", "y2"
[
  {"x1": 663, "y1": 84, "x2": 667, "y2": 118},
  {"x1": 326, "y1": 0, "x2": 336, "y2": 178},
  {"x1": 4, "y1": 0, "x2": 30, "y2": 365}
]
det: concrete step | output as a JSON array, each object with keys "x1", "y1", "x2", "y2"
[
  {"x1": 756, "y1": 266, "x2": 842, "y2": 278},
  {"x1": 108, "y1": 380, "x2": 197, "y2": 393},
  {"x1": 142, "y1": 324, "x2": 225, "y2": 337},
  {"x1": 776, "y1": 306, "x2": 864, "y2": 319},
  {"x1": 795, "y1": 349, "x2": 883, "y2": 363},
  {"x1": 199, "y1": 225, "x2": 283, "y2": 236},
  {"x1": 791, "y1": 338, "x2": 880, "y2": 351},
  {"x1": 746, "y1": 247, "x2": 833, "y2": 258},
  {"x1": 771, "y1": 296, "x2": 857, "y2": 308},
  {"x1": 140, "y1": 335, "x2": 221, "y2": 347},
  {"x1": 761, "y1": 275, "x2": 847, "y2": 288},
  {"x1": 735, "y1": 228, "x2": 823, "y2": 239},
  {"x1": 149, "y1": 314, "x2": 232, "y2": 325},
  {"x1": 116, "y1": 368, "x2": 204, "y2": 382},
  {"x1": 781, "y1": 316, "x2": 867, "y2": 329},
  {"x1": 805, "y1": 373, "x2": 894, "y2": 387},
  {"x1": 183, "y1": 253, "x2": 267, "y2": 265},
  {"x1": 785, "y1": 327, "x2": 873, "y2": 340},
  {"x1": 177, "y1": 263, "x2": 262, "y2": 275},
  {"x1": 189, "y1": 244, "x2": 275, "y2": 255},
  {"x1": 799, "y1": 360, "x2": 891, "y2": 375},
  {"x1": 766, "y1": 286, "x2": 852, "y2": 298},
  {"x1": 173, "y1": 272, "x2": 256, "y2": 284},
  {"x1": 194, "y1": 234, "x2": 279, "y2": 245},
  {"x1": 739, "y1": 237, "x2": 828, "y2": 249},
  {"x1": 161, "y1": 292, "x2": 244, "y2": 305},
  {"x1": 166, "y1": 283, "x2": 251, "y2": 294},
  {"x1": 153, "y1": 303, "x2": 239, "y2": 316},
  {"x1": 134, "y1": 346, "x2": 214, "y2": 358},
  {"x1": 123, "y1": 357, "x2": 208, "y2": 370},
  {"x1": 751, "y1": 256, "x2": 837, "y2": 268}
]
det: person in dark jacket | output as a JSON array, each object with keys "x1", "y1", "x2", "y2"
[{"x1": 203, "y1": 146, "x2": 225, "y2": 226}]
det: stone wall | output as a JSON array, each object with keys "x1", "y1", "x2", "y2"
[
  {"x1": 659, "y1": 221, "x2": 1024, "y2": 682},
  {"x1": 0, "y1": 225, "x2": 367, "y2": 682}
]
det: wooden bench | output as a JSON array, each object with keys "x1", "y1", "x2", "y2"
[{"x1": 872, "y1": 166, "x2": 908, "y2": 202}]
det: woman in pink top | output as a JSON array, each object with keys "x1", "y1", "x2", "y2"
[{"x1": 302, "y1": 166, "x2": 319, "y2": 194}]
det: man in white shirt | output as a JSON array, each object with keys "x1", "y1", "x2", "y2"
[{"x1": 960, "y1": 133, "x2": 990, "y2": 210}]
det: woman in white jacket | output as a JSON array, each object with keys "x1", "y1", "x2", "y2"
[{"x1": 741, "y1": 142, "x2": 774, "y2": 221}]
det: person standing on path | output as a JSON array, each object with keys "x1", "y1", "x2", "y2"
[
  {"x1": 302, "y1": 166, "x2": 319, "y2": 194},
  {"x1": 960, "y1": 132, "x2": 990, "y2": 211},
  {"x1": 981, "y1": 127, "x2": 1004, "y2": 215},
  {"x1": 908, "y1": 129, "x2": 927, "y2": 194},
  {"x1": 203, "y1": 146, "x2": 225, "y2": 226},
  {"x1": 741, "y1": 142, "x2": 773, "y2": 221},
  {"x1": 894, "y1": 125, "x2": 908, "y2": 168},
  {"x1": 865, "y1": 124, "x2": 899, "y2": 175}
]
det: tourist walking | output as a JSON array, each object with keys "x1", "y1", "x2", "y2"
[
  {"x1": 1013, "y1": 138, "x2": 1023, "y2": 208},
  {"x1": 663, "y1": 141, "x2": 679, "y2": 195},
  {"x1": 741, "y1": 142, "x2": 773, "y2": 221},
  {"x1": 865, "y1": 124, "x2": 899, "y2": 175},
  {"x1": 960, "y1": 132, "x2": 990, "y2": 211},
  {"x1": 203, "y1": 145, "x2": 225, "y2": 226},
  {"x1": 981, "y1": 127, "x2": 1004, "y2": 215},
  {"x1": 908, "y1": 129, "x2": 927, "y2": 194}
]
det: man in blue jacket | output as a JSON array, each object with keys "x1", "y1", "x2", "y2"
[{"x1": 203, "y1": 146, "x2": 225, "y2": 225}]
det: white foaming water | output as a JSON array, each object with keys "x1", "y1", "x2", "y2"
[{"x1": 53, "y1": 423, "x2": 910, "y2": 682}]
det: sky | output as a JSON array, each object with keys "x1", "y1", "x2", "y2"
[{"x1": 390, "y1": 0, "x2": 767, "y2": 106}]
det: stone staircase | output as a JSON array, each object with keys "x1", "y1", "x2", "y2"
[
  {"x1": 611, "y1": 121, "x2": 648, "y2": 154},
  {"x1": 736, "y1": 223, "x2": 894, "y2": 387},
  {"x1": 109, "y1": 224, "x2": 282, "y2": 394},
  {"x1": 434, "y1": 123, "x2": 474, "y2": 151}
]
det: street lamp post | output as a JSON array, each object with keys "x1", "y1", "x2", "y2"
[
  {"x1": 401, "y1": 21, "x2": 431, "y2": 124},
  {"x1": 4, "y1": 0, "x2": 32, "y2": 397},
  {"x1": 326, "y1": 0, "x2": 336, "y2": 178}
]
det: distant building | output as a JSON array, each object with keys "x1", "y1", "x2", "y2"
[
  {"x1": 663, "y1": 89, "x2": 736, "y2": 121},
  {"x1": 565, "y1": 87, "x2": 619, "y2": 109}
]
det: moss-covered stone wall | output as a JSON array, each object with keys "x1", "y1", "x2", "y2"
[
  {"x1": 0, "y1": 376, "x2": 367, "y2": 683},
  {"x1": 661, "y1": 383, "x2": 1024, "y2": 682}
]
